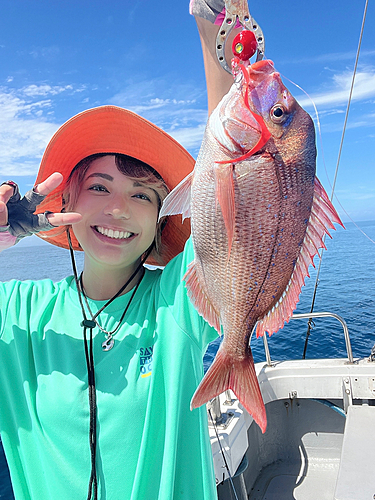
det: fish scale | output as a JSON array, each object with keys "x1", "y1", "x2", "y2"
[{"x1": 160, "y1": 59, "x2": 343, "y2": 433}]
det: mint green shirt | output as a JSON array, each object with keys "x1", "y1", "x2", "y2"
[{"x1": 0, "y1": 240, "x2": 218, "y2": 499}]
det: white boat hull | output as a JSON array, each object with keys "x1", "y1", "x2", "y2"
[{"x1": 212, "y1": 357, "x2": 375, "y2": 500}]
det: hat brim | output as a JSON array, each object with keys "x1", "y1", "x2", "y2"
[{"x1": 35, "y1": 106, "x2": 193, "y2": 265}]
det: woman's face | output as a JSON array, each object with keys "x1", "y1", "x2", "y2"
[{"x1": 71, "y1": 155, "x2": 159, "y2": 271}]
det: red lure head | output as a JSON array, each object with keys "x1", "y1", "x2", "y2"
[{"x1": 232, "y1": 30, "x2": 257, "y2": 61}]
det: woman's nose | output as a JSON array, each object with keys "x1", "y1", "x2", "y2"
[{"x1": 104, "y1": 195, "x2": 131, "y2": 219}]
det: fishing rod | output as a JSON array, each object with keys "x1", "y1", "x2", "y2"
[
  {"x1": 302, "y1": 0, "x2": 369, "y2": 359},
  {"x1": 208, "y1": 408, "x2": 240, "y2": 500}
]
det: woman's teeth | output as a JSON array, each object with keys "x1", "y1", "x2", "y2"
[{"x1": 95, "y1": 226, "x2": 133, "y2": 239}]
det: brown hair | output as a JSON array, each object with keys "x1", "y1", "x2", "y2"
[{"x1": 62, "y1": 153, "x2": 170, "y2": 264}]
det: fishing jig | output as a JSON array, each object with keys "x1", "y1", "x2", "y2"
[{"x1": 216, "y1": 0, "x2": 264, "y2": 73}]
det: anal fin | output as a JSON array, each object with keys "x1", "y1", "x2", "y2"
[{"x1": 184, "y1": 261, "x2": 221, "y2": 333}]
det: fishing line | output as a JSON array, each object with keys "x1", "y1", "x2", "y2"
[
  {"x1": 313, "y1": 0, "x2": 374, "y2": 245},
  {"x1": 300, "y1": 0, "x2": 370, "y2": 357},
  {"x1": 208, "y1": 408, "x2": 240, "y2": 500},
  {"x1": 281, "y1": 1, "x2": 374, "y2": 248}
]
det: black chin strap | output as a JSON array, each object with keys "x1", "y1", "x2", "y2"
[
  {"x1": 66, "y1": 228, "x2": 154, "y2": 499},
  {"x1": 83, "y1": 322, "x2": 97, "y2": 499}
]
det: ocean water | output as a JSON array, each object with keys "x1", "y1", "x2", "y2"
[{"x1": 0, "y1": 221, "x2": 374, "y2": 497}]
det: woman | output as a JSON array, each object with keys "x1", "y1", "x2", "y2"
[{"x1": 0, "y1": 2, "x2": 239, "y2": 499}]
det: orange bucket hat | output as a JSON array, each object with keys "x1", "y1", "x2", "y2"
[{"x1": 35, "y1": 105, "x2": 193, "y2": 265}]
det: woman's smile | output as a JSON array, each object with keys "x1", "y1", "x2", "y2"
[
  {"x1": 94, "y1": 226, "x2": 134, "y2": 240},
  {"x1": 91, "y1": 225, "x2": 138, "y2": 245}
]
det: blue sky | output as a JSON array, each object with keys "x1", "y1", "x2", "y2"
[{"x1": 0, "y1": 0, "x2": 374, "y2": 223}]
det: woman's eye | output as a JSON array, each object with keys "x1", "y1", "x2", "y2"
[
  {"x1": 133, "y1": 193, "x2": 151, "y2": 202},
  {"x1": 89, "y1": 184, "x2": 109, "y2": 193}
]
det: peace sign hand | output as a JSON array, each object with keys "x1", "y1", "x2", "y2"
[{"x1": 0, "y1": 173, "x2": 82, "y2": 244}]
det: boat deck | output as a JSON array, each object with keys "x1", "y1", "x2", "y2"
[
  {"x1": 217, "y1": 398, "x2": 346, "y2": 500},
  {"x1": 248, "y1": 398, "x2": 344, "y2": 499},
  {"x1": 249, "y1": 457, "x2": 340, "y2": 499},
  {"x1": 214, "y1": 355, "x2": 375, "y2": 500}
]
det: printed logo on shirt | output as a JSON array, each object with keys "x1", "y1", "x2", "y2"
[{"x1": 139, "y1": 346, "x2": 153, "y2": 378}]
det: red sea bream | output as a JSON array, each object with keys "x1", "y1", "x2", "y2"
[{"x1": 160, "y1": 59, "x2": 343, "y2": 433}]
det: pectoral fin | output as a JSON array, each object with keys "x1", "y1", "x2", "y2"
[{"x1": 214, "y1": 163, "x2": 235, "y2": 259}]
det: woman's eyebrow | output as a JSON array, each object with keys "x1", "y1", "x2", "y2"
[
  {"x1": 86, "y1": 172, "x2": 114, "y2": 181},
  {"x1": 133, "y1": 180, "x2": 148, "y2": 188}
]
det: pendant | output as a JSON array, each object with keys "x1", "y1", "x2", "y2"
[{"x1": 102, "y1": 335, "x2": 114, "y2": 351}]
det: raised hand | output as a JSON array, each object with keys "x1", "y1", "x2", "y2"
[
  {"x1": 34, "y1": 173, "x2": 82, "y2": 227},
  {"x1": 0, "y1": 173, "x2": 82, "y2": 244},
  {"x1": 189, "y1": 0, "x2": 225, "y2": 23},
  {"x1": 0, "y1": 183, "x2": 15, "y2": 228}
]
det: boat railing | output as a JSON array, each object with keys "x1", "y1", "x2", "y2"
[{"x1": 261, "y1": 311, "x2": 354, "y2": 366}]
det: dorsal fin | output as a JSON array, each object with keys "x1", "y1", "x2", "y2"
[{"x1": 256, "y1": 176, "x2": 344, "y2": 338}]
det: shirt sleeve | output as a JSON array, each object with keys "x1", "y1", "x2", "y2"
[
  {"x1": 159, "y1": 237, "x2": 218, "y2": 352},
  {"x1": 0, "y1": 280, "x2": 22, "y2": 338}
]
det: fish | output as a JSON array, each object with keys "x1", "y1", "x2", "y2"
[{"x1": 159, "y1": 59, "x2": 343, "y2": 433}]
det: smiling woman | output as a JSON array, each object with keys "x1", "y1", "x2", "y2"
[
  {"x1": 63, "y1": 153, "x2": 169, "y2": 267},
  {"x1": 0, "y1": 104, "x2": 220, "y2": 500},
  {"x1": 69, "y1": 155, "x2": 162, "y2": 299},
  {"x1": 0, "y1": 2, "x2": 239, "y2": 487},
  {"x1": 0, "y1": 1, "x2": 239, "y2": 499}
]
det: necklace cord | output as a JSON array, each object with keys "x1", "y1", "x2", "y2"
[
  {"x1": 79, "y1": 272, "x2": 143, "y2": 336},
  {"x1": 66, "y1": 228, "x2": 153, "y2": 499}
]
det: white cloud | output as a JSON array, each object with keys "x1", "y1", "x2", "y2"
[
  {"x1": 0, "y1": 75, "x2": 208, "y2": 178},
  {"x1": 0, "y1": 80, "x2": 96, "y2": 177},
  {"x1": 297, "y1": 67, "x2": 375, "y2": 109},
  {"x1": 0, "y1": 89, "x2": 58, "y2": 176},
  {"x1": 21, "y1": 84, "x2": 74, "y2": 97},
  {"x1": 111, "y1": 78, "x2": 208, "y2": 154},
  {"x1": 168, "y1": 123, "x2": 206, "y2": 152}
]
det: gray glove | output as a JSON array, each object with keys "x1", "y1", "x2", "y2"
[
  {"x1": 0, "y1": 182, "x2": 55, "y2": 243},
  {"x1": 190, "y1": 0, "x2": 225, "y2": 23}
]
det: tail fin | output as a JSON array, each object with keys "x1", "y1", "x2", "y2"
[{"x1": 191, "y1": 347, "x2": 267, "y2": 433}]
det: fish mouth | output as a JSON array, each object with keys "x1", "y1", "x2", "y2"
[
  {"x1": 242, "y1": 59, "x2": 276, "y2": 92},
  {"x1": 93, "y1": 226, "x2": 135, "y2": 240}
]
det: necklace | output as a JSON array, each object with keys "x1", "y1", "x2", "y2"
[
  {"x1": 67, "y1": 228, "x2": 151, "y2": 351},
  {"x1": 78, "y1": 270, "x2": 144, "y2": 351}
]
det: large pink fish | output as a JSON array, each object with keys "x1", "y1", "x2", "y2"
[{"x1": 160, "y1": 59, "x2": 343, "y2": 433}]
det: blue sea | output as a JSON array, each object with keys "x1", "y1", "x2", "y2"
[{"x1": 0, "y1": 221, "x2": 374, "y2": 497}]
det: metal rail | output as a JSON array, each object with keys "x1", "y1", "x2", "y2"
[{"x1": 262, "y1": 311, "x2": 354, "y2": 366}]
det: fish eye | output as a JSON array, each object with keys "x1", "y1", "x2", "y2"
[{"x1": 270, "y1": 105, "x2": 287, "y2": 123}]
